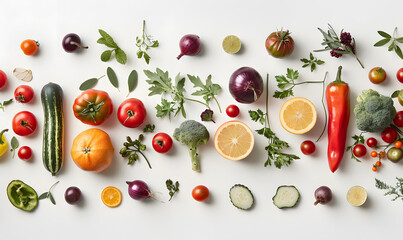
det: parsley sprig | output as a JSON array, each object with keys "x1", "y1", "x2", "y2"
[
  {"x1": 188, "y1": 74, "x2": 222, "y2": 112},
  {"x1": 136, "y1": 20, "x2": 159, "y2": 64},
  {"x1": 374, "y1": 27, "x2": 403, "y2": 59},
  {"x1": 375, "y1": 177, "x2": 403, "y2": 201},
  {"x1": 300, "y1": 52, "x2": 325, "y2": 72},
  {"x1": 144, "y1": 68, "x2": 221, "y2": 120},
  {"x1": 120, "y1": 135, "x2": 151, "y2": 169},
  {"x1": 97, "y1": 29, "x2": 127, "y2": 64},
  {"x1": 345, "y1": 132, "x2": 365, "y2": 162},
  {"x1": 249, "y1": 74, "x2": 299, "y2": 168},
  {"x1": 166, "y1": 179, "x2": 179, "y2": 201}
]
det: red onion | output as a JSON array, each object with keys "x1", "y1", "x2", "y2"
[
  {"x1": 229, "y1": 67, "x2": 263, "y2": 104},
  {"x1": 177, "y1": 34, "x2": 201, "y2": 60},
  {"x1": 126, "y1": 180, "x2": 152, "y2": 200}
]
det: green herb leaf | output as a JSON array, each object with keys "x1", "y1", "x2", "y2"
[
  {"x1": 392, "y1": 90, "x2": 400, "y2": 98},
  {"x1": 377, "y1": 31, "x2": 392, "y2": 39},
  {"x1": 375, "y1": 178, "x2": 403, "y2": 201},
  {"x1": 79, "y1": 78, "x2": 99, "y2": 91},
  {"x1": 395, "y1": 45, "x2": 403, "y2": 59},
  {"x1": 49, "y1": 193, "x2": 56, "y2": 205},
  {"x1": 98, "y1": 29, "x2": 118, "y2": 48},
  {"x1": 143, "y1": 124, "x2": 155, "y2": 133},
  {"x1": 156, "y1": 99, "x2": 175, "y2": 119},
  {"x1": 396, "y1": 37, "x2": 403, "y2": 43},
  {"x1": 374, "y1": 38, "x2": 390, "y2": 47},
  {"x1": 106, "y1": 67, "x2": 119, "y2": 89},
  {"x1": 166, "y1": 179, "x2": 179, "y2": 201},
  {"x1": 120, "y1": 134, "x2": 151, "y2": 168},
  {"x1": 97, "y1": 30, "x2": 127, "y2": 64},
  {"x1": 127, "y1": 70, "x2": 138, "y2": 96},
  {"x1": 0, "y1": 98, "x2": 13, "y2": 112},
  {"x1": 38, "y1": 193, "x2": 48, "y2": 200},
  {"x1": 136, "y1": 20, "x2": 159, "y2": 64},
  {"x1": 10, "y1": 136, "x2": 19, "y2": 158},
  {"x1": 300, "y1": 53, "x2": 325, "y2": 72},
  {"x1": 101, "y1": 50, "x2": 112, "y2": 62},
  {"x1": 188, "y1": 74, "x2": 222, "y2": 112},
  {"x1": 115, "y1": 48, "x2": 127, "y2": 64},
  {"x1": 39, "y1": 181, "x2": 59, "y2": 205}
]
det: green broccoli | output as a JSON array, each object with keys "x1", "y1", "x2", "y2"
[
  {"x1": 173, "y1": 120, "x2": 209, "y2": 172},
  {"x1": 354, "y1": 89, "x2": 396, "y2": 132}
]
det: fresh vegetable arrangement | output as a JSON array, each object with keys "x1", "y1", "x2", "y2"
[{"x1": 3, "y1": 19, "x2": 403, "y2": 218}]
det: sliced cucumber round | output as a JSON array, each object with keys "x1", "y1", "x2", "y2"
[
  {"x1": 273, "y1": 185, "x2": 300, "y2": 209},
  {"x1": 229, "y1": 184, "x2": 254, "y2": 210}
]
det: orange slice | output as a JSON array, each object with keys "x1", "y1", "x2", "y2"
[
  {"x1": 279, "y1": 97, "x2": 317, "y2": 134},
  {"x1": 101, "y1": 186, "x2": 122, "y2": 208},
  {"x1": 214, "y1": 121, "x2": 254, "y2": 161}
]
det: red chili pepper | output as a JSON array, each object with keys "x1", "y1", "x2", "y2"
[{"x1": 326, "y1": 66, "x2": 350, "y2": 172}]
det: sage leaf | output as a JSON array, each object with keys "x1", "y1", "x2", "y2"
[
  {"x1": 79, "y1": 78, "x2": 98, "y2": 91},
  {"x1": 11, "y1": 136, "x2": 18, "y2": 150},
  {"x1": 49, "y1": 193, "x2": 56, "y2": 205},
  {"x1": 374, "y1": 38, "x2": 390, "y2": 47},
  {"x1": 396, "y1": 37, "x2": 403, "y2": 43},
  {"x1": 115, "y1": 48, "x2": 127, "y2": 64},
  {"x1": 378, "y1": 31, "x2": 391, "y2": 39},
  {"x1": 101, "y1": 50, "x2": 112, "y2": 62},
  {"x1": 127, "y1": 70, "x2": 138, "y2": 96},
  {"x1": 38, "y1": 193, "x2": 48, "y2": 200},
  {"x1": 395, "y1": 45, "x2": 403, "y2": 59},
  {"x1": 98, "y1": 29, "x2": 118, "y2": 48},
  {"x1": 107, "y1": 67, "x2": 119, "y2": 89}
]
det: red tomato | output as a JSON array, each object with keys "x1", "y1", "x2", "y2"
[
  {"x1": 73, "y1": 89, "x2": 113, "y2": 126},
  {"x1": 192, "y1": 185, "x2": 209, "y2": 202},
  {"x1": 353, "y1": 144, "x2": 367, "y2": 157},
  {"x1": 0, "y1": 70, "x2": 7, "y2": 89},
  {"x1": 152, "y1": 133, "x2": 173, "y2": 153},
  {"x1": 226, "y1": 104, "x2": 240, "y2": 118},
  {"x1": 397, "y1": 68, "x2": 403, "y2": 83},
  {"x1": 21, "y1": 39, "x2": 39, "y2": 56},
  {"x1": 12, "y1": 111, "x2": 37, "y2": 136},
  {"x1": 300, "y1": 140, "x2": 316, "y2": 155},
  {"x1": 18, "y1": 146, "x2": 33, "y2": 161},
  {"x1": 366, "y1": 137, "x2": 378, "y2": 148},
  {"x1": 393, "y1": 111, "x2": 403, "y2": 127},
  {"x1": 14, "y1": 85, "x2": 34, "y2": 103},
  {"x1": 265, "y1": 30, "x2": 294, "y2": 58},
  {"x1": 117, "y1": 98, "x2": 146, "y2": 128},
  {"x1": 368, "y1": 67, "x2": 386, "y2": 84},
  {"x1": 381, "y1": 127, "x2": 398, "y2": 143}
]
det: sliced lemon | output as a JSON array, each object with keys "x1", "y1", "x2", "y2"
[
  {"x1": 222, "y1": 35, "x2": 242, "y2": 54},
  {"x1": 347, "y1": 186, "x2": 367, "y2": 207},
  {"x1": 279, "y1": 97, "x2": 317, "y2": 134},
  {"x1": 214, "y1": 121, "x2": 254, "y2": 161},
  {"x1": 101, "y1": 186, "x2": 122, "y2": 208}
]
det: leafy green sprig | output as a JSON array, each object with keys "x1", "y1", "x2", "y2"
[
  {"x1": 143, "y1": 124, "x2": 155, "y2": 133},
  {"x1": 120, "y1": 135, "x2": 151, "y2": 169},
  {"x1": 136, "y1": 20, "x2": 159, "y2": 64},
  {"x1": 97, "y1": 29, "x2": 127, "y2": 64},
  {"x1": 39, "y1": 181, "x2": 59, "y2": 205},
  {"x1": 166, "y1": 179, "x2": 179, "y2": 201},
  {"x1": 0, "y1": 98, "x2": 13, "y2": 112},
  {"x1": 300, "y1": 53, "x2": 325, "y2": 72},
  {"x1": 187, "y1": 74, "x2": 222, "y2": 112},
  {"x1": 345, "y1": 132, "x2": 365, "y2": 162},
  {"x1": 375, "y1": 177, "x2": 403, "y2": 201},
  {"x1": 374, "y1": 27, "x2": 403, "y2": 59},
  {"x1": 10, "y1": 136, "x2": 18, "y2": 158},
  {"x1": 249, "y1": 74, "x2": 299, "y2": 169}
]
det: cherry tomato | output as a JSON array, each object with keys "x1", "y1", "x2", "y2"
[
  {"x1": 14, "y1": 85, "x2": 34, "y2": 103},
  {"x1": 117, "y1": 98, "x2": 146, "y2": 128},
  {"x1": 393, "y1": 111, "x2": 403, "y2": 127},
  {"x1": 371, "y1": 151, "x2": 378, "y2": 158},
  {"x1": 18, "y1": 146, "x2": 33, "y2": 161},
  {"x1": 397, "y1": 68, "x2": 403, "y2": 83},
  {"x1": 226, "y1": 105, "x2": 240, "y2": 118},
  {"x1": 368, "y1": 67, "x2": 387, "y2": 84},
  {"x1": 353, "y1": 144, "x2": 367, "y2": 157},
  {"x1": 395, "y1": 141, "x2": 403, "y2": 149},
  {"x1": 300, "y1": 140, "x2": 316, "y2": 155},
  {"x1": 381, "y1": 127, "x2": 398, "y2": 143},
  {"x1": 152, "y1": 133, "x2": 173, "y2": 153},
  {"x1": 375, "y1": 161, "x2": 382, "y2": 167},
  {"x1": 12, "y1": 111, "x2": 37, "y2": 136},
  {"x1": 20, "y1": 39, "x2": 39, "y2": 56},
  {"x1": 265, "y1": 30, "x2": 294, "y2": 58},
  {"x1": 372, "y1": 166, "x2": 378, "y2": 172},
  {"x1": 192, "y1": 185, "x2": 209, "y2": 202},
  {"x1": 379, "y1": 151, "x2": 386, "y2": 159},
  {"x1": 366, "y1": 137, "x2": 378, "y2": 148},
  {"x1": 0, "y1": 70, "x2": 7, "y2": 89}
]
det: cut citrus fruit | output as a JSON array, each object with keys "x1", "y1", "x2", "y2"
[
  {"x1": 222, "y1": 35, "x2": 242, "y2": 54},
  {"x1": 347, "y1": 186, "x2": 367, "y2": 207},
  {"x1": 101, "y1": 186, "x2": 122, "y2": 208},
  {"x1": 214, "y1": 121, "x2": 254, "y2": 161},
  {"x1": 279, "y1": 97, "x2": 317, "y2": 134}
]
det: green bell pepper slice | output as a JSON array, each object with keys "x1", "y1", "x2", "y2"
[{"x1": 7, "y1": 180, "x2": 38, "y2": 211}]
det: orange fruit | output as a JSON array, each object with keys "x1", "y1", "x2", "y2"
[
  {"x1": 71, "y1": 128, "x2": 114, "y2": 172},
  {"x1": 214, "y1": 121, "x2": 254, "y2": 161},
  {"x1": 279, "y1": 97, "x2": 317, "y2": 134},
  {"x1": 101, "y1": 186, "x2": 122, "y2": 208}
]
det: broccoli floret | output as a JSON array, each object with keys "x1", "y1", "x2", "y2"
[
  {"x1": 354, "y1": 89, "x2": 396, "y2": 132},
  {"x1": 173, "y1": 120, "x2": 209, "y2": 172}
]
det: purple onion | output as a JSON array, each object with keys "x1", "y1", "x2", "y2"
[
  {"x1": 126, "y1": 180, "x2": 151, "y2": 200},
  {"x1": 177, "y1": 34, "x2": 201, "y2": 60},
  {"x1": 229, "y1": 67, "x2": 263, "y2": 104}
]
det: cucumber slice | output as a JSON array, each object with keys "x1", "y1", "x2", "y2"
[
  {"x1": 272, "y1": 185, "x2": 300, "y2": 209},
  {"x1": 347, "y1": 186, "x2": 367, "y2": 207},
  {"x1": 229, "y1": 184, "x2": 254, "y2": 210}
]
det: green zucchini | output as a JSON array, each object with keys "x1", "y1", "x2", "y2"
[
  {"x1": 272, "y1": 185, "x2": 300, "y2": 209},
  {"x1": 229, "y1": 184, "x2": 254, "y2": 210},
  {"x1": 41, "y1": 83, "x2": 64, "y2": 176}
]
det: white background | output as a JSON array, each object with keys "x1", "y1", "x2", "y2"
[{"x1": 0, "y1": 0, "x2": 402, "y2": 239}]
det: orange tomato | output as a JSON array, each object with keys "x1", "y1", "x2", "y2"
[
  {"x1": 71, "y1": 128, "x2": 114, "y2": 172},
  {"x1": 20, "y1": 39, "x2": 39, "y2": 55}
]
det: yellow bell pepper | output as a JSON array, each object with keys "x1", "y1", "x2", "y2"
[{"x1": 0, "y1": 129, "x2": 9, "y2": 157}]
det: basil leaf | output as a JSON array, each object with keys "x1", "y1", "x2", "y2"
[
  {"x1": 128, "y1": 70, "x2": 138, "y2": 95},
  {"x1": 115, "y1": 48, "x2": 127, "y2": 64},
  {"x1": 107, "y1": 67, "x2": 119, "y2": 89},
  {"x1": 101, "y1": 50, "x2": 112, "y2": 62},
  {"x1": 79, "y1": 78, "x2": 98, "y2": 91},
  {"x1": 11, "y1": 136, "x2": 18, "y2": 150}
]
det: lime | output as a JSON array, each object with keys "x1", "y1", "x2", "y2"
[{"x1": 222, "y1": 35, "x2": 241, "y2": 54}]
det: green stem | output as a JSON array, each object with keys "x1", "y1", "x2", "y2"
[
  {"x1": 213, "y1": 96, "x2": 222, "y2": 113},
  {"x1": 48, "y1": 181, "x2": 59, "y2": 193},
  {"x1": 183, "y1": 97, "x2": 210, "y2": 108},
  {"x1": 189, "y1": 148, "x2": 200, "y2": 172},
  {"x1": 138, "y1": 151, "x2": 152, "y2": 169},
  {"x1": 355, "y1": 55, "x2": 365, "y2": 69},
  {"x1": 335, "y1": 66, "x2": 343, "y2": 83},
  {"x1": 316, "y1": 72, "x2": 328, "y2": 142},
  {"x1": 265, "y1": 73, "x2": 270, "y2": 128},
  {"x1": 294, "y1": 81, "x2": 324, "y2": 86},
  {"x1": 391, "y1": 124, "x2": 403, "y2": 136}
]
